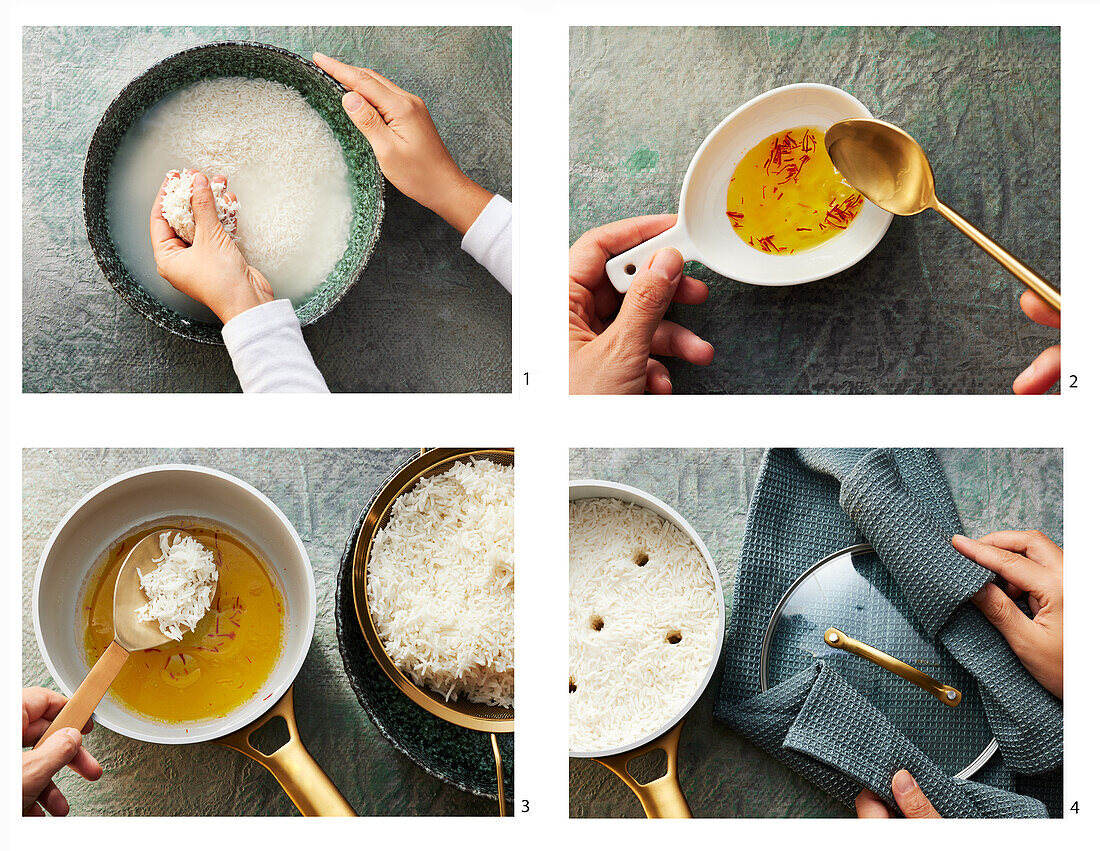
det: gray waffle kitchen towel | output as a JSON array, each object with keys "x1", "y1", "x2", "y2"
[{"x1": 714, "y1": 448, "x2": 1063, "y2": 817}]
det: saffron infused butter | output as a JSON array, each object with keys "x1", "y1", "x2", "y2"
[
  {"x1": 726, "y1": 126, "x2": 864, "y2": 255},
  {"x1": 80, "y1": 522, "x2": 285, "y2": 724}
]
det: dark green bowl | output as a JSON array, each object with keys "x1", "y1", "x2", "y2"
[{"x1": 83, "y1": 41, "x2": 384, "y2": 345}]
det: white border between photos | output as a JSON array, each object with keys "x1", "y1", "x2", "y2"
[{"x1": 4, "y1": 1, "x2": 1096, "y2": 846}]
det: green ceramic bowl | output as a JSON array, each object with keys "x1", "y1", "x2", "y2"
[{"x1": 83, "y1": 41, "x2": 384, "y2": 345}]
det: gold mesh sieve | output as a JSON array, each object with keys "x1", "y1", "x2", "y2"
[{"x1": 351, "y1": 448, "x2": 514, "y2": 814}]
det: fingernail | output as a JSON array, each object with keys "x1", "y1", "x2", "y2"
[
  {"x1": 314, "y1": 52, "x2": 329, "y2": 61},
  {"x1": 192, "y1": 172, "x2": 209, "y2": 189},
  {"x1": 650, "y1": 248, "x2": 684, "y2": 283},
  {"x1": 893, "y1": 770, "x2": 915, "y2": 795},
  {"x1": 343, "y1": 92, "x2": 364, "y2": 112},
  {"x1": 972, "y1": 584, "x2": 990, "y2": 603},
  {"x1": 1018, "y1": 363, "x2": 1035, "y2": 383},
  {"x1": 952, "y1": 533, "x2": 971, "y2": 543},
  {"x1": 60, "y1": 727, "x2": 81, "y2": 747},
  {"x1": 662, "y1": 376, "x2": 672, "y2": 390}
]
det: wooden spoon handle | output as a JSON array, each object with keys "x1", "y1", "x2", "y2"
[
  {"x1": 34, "y1": 640, "x2": 130, "y2": 748},
  {"x1": 933, "y1": 198, "x2": 1061, "y2": 313}
]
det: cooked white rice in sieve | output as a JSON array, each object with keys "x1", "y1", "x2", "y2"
[
  {"x1": 569, "y1": 498, "x2": 721, "y2": 752},
  {"x1": 367, "y1": 459, "x2": 514, "y2": 707},
  {"x1": 135, "y1": 532, "x2": 219, "y2": 642}
]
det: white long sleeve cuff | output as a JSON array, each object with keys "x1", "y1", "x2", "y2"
[
  {"x1": 461, "y1": 194, "x2": 512, "y2": 293},
  {"x1": 221, "y1": 299, "x2": 329, "y2": 393}
]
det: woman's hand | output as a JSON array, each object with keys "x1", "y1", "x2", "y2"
[
  {"x1": 150, "y1": 171, "x2": 274, "y2": 324},
  {"x1": 1013, "y1": 291, "x2": 1060, "y2": 394},
  {"x1": 953, "y1": 530, "x2": 1063, "y2": 698},
  {"x1": 313, "y1": 53, "x2": 492, "y2": 235},
  {"x1": 569, "y1": 215, "x2": 713, "y2": 394},
  {"x1": 855, "y1": 771, "x2": 941, "y2": 818},
  {"x1": 22, "y1": 688, "x2": 103, "y2": 816}
]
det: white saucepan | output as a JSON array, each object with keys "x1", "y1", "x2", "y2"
[
  {"x1": 569, "y1": 480, "x2": 725, "y2": 818},
  {"x1": 32, "y1": 464, "x2": 354, "y2": 816}
]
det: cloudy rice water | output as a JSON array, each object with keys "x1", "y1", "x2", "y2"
[{"x1": 107, "y1": 76, "x2": 353, "y2": 322}]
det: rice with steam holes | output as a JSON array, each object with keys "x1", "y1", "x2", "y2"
[
  {"x1": 135, "y1": 532, "x2": 219, "y2": 642},
  {"x1": 570, "y1": 498, "x2": 721, "y2": 752},
  {"x1": 367, "y1": 459, "x2": 514, "y2": 707}
]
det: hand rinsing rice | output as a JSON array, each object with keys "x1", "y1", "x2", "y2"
[
  {"x1": 161, "y1": 169, "x2": 240, "y2": 244},
  {"x1": 367, "y1": 459, "x2": 514, "y2": 707},
  {"x1": 139, "y1": 76, "x2": 351, "y2": 292},
  {"x1": 569, "y1": 498, "x2": 721, "y2": 752},
  {"x1": 135, "y1": 532, "x2": 219, "y2": 642}
]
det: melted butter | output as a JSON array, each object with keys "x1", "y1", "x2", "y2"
[
  {"x1": 726, "y1": 126, "x2": 864, "y2": 254},
  {"x1": 80, "y1": 523, "x2": 284, "y2": 723}
]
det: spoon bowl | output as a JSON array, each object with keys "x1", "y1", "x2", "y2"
[
  {"x1": 34, "y1": 529, "x2": 200, "y2": 747},
  {"x1": 825, "y1": 118, "x2": 1060, "y2": 312},
  {"x1": 824, "y1": 119, "x2": 936, "y2": 215}
]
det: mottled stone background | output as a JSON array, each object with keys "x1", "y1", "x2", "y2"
[
  {"x1": 22, "y1": 448, "x2": 501, "y2": 816},
  {"x1": 23, "y1": 27, "x2": 512, "y2": 393},
  {"x1": 568, "y1": 447, "x2": 1063, "y2": 817},
  {"x1": 570, "y1": 27, "x2": 1060, "y2": 394}
]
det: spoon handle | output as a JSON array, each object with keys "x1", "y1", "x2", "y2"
[
  {"x1": 33, "y1": 640, "x2": 130, "y2": 749},
  {"x1": 933, "y1": 199, "x2": 1061, "y2": 313}
]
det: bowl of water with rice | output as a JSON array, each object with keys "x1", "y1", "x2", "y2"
[{"x1": 84, "y1": 41, "x2": 385, "y2": 344}]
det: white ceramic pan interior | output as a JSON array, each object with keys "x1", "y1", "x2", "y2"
[
  {"x1": 606, "y1": 83, "x2": 893, "y2": 291},
  {"x1": 33, "y1": 465, "x2": 316, "y2": 745},
  {"x1": 568, "y1": 480, "x2": 725, "y2": 759}
]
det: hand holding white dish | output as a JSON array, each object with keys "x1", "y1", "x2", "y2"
[
  {"x1": 605, "y1": 84, "x2": 893, "y2": 292},
  {"x1": 33, "y1": 530, "x2": 215, "y2": 749}
]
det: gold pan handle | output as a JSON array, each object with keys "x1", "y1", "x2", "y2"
[
  {"x1": 593, "y1": 720, "x2": 693, "y2": 818},
  {"x1": 217, "y1": 686, "x2": 357, "y2": 816},
  {"x1": 824, "y1": 628, "x2": 962, "y2": 707}
]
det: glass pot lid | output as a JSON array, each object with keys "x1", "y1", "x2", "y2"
[{"x1": 760, "y1": 544, "x2": 998, "y2": 779}]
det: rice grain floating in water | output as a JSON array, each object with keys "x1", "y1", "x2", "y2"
[
  {"x1": 367, "y1": 459, "x2": 515, "y2": 707},
  {"x1": 569, "y1": 498, "x2": 721, "y2": 752},
  {"x1": 135, "y1": 532, "x2": 219, "y2": 642},
  {"x1": 107, "y1": 76, "x2": 353, "y2": 321}
]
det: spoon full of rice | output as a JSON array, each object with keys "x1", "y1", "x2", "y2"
[{"x1": 34, "y1": 530, "x2": 218, "y2": 747}]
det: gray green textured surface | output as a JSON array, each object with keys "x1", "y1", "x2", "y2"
[
  {"x1": 22, "y1": 448, "x2": 502, "y2": 816},
  {"x1": 23, "y1": 26, "x2": 511, "y2": 393},
  {"x1": 567, "y1": 447, "x2": 1062, "y2": 817},
  {"x1": 570, "y1": 27, "x2": 1060, "y2": 394}
]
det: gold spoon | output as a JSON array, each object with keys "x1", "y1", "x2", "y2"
[
  {"x1": 825, "y1": 118, "x2": 1060, "y2": 313},
  {"x1": 34, "y1": 530, "x2": 193, "y2": 747}
]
